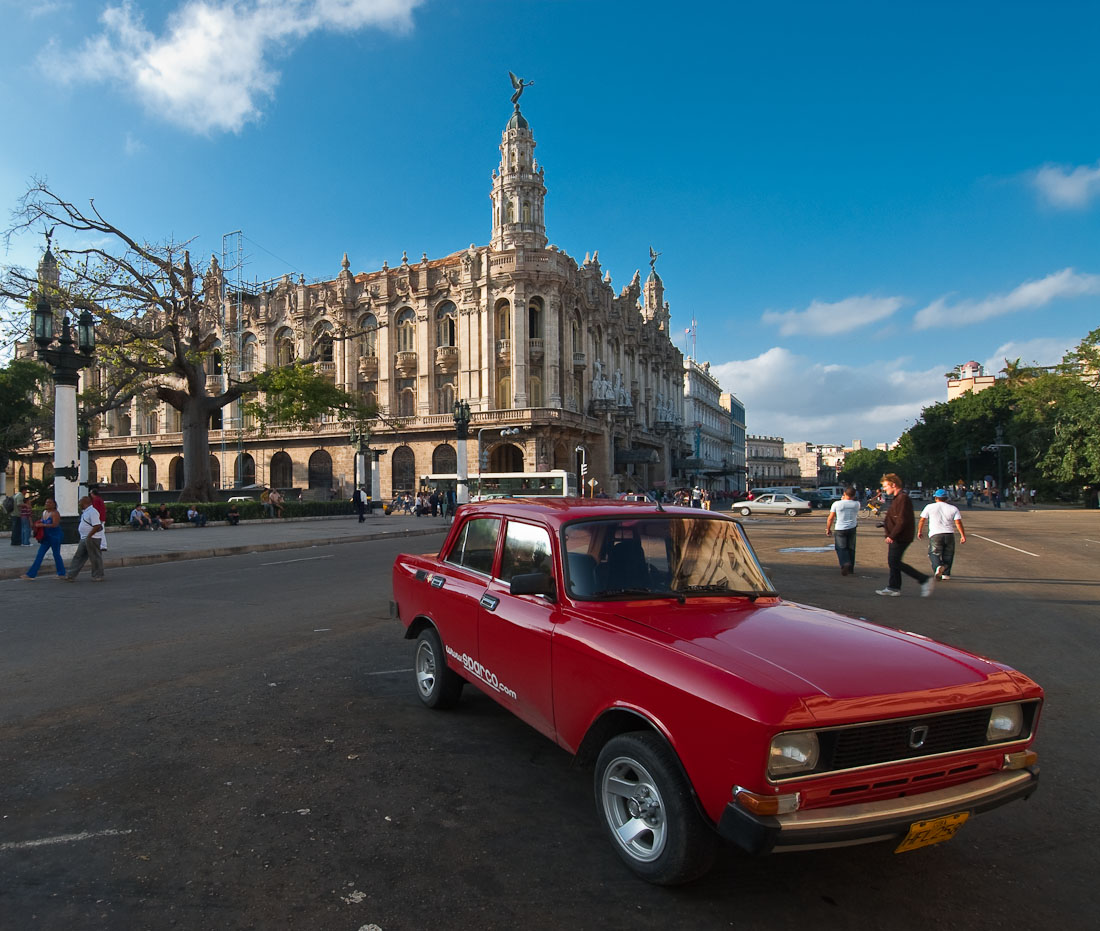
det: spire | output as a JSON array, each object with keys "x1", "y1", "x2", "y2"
[{"x1": 490, "y1": 82, "x2": 547, "y2": 251}]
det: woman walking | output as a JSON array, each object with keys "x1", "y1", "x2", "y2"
[{"x1": 20, "y1": 498, "x2": 66, "y2": 579}]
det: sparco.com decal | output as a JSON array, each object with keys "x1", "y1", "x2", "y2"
[{"x1": 446, "y1": 645, "x2": 518, "y2": 700}]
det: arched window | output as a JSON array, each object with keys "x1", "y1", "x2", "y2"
[
  {"x1": 166, "y1": 407, "x2": 182, "y2": 432},
  {"x1": 275, "y1": 327, "x2": 295, "y2": 366},
  {"x1": 170, "y1": 456, "x2": 185, "y2": 490},
  {"x1": 312, "y1": 321, "x2": 334, "y2": 363},
  {"x1": 241, "y1": 334, "x2": 258, "y2": 373},
  {"x1": 505, "y1": 200, "x2": 515, "y2": 223},
  {"x1": 436, "y1": 301, "x2": 456, "y2": 347},
  {"x1": 235, "y1": 453, "x2": 256, "y2": 487},
  {"x1": 437, "y1": 380, "x2": 455, "y2": 415},
  {"x1": 490, "y1": 443, "x2": 524, "y2": 472},
  {"x1": 87, "y1": 462, "x2": 98, "y2": 486},
  {"x1": 111, "y1": 458, "x2": 128, "y2": 485},
  {"x1": 308, "y1": 450, "x2": 333, "y2": 490},
  {"x1": 358, "y1": 314, "x2": 377, "y2": 357},
  {"x1": 392, "y1": 446, "x2": 415, "y2": 494},
  {"x1": 143, "y1": 411, "x2": 158, "y2": 436},
  {"x1": 208, "y1": 349, "x2": 223, "y2": 377},
  {"x1": 496, "y1": 373, "x2": 511, "y2": 410},
  {"x1": 528, "y1": 297, "x2": 543, "y2": 339},
  {"x1": 528, "y1": 374, "x2": 543, "y2": 407},
  {"x1": 496, "y1": 300, "x2": 511, "y2": 339},
  {"x1": 433, "y1": 444, "x2": 457, "y2": 474},
  {"x1": 399, "y1": 387, "x2": 416, "y2": 417},
  {"x1": 145, "y1": 458, "x2": 158, "y2": 490},
  {"x1": 18, "y1": 465, "x2": 26, "y2": 486},
  {"x1": 270, "y1": 451, "x2": 293, "y2": 488},
  {"x1": 396, "y1": 308, "x2": 416, "y2": 352},
  {"x1": 522, "y1": 201, "x2": 531, "y2": 223},
  {"x1": 209, "y1": 454, "x2": 221, "y2": 489}
]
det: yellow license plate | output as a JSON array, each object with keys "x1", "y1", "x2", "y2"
[{"x1": 894, "y1": 812, "x2": 969, "y2": 853}]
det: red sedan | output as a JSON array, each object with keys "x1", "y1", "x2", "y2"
[{"x1": 391, "y1": 499, "x2": 1041, "y2": 884}]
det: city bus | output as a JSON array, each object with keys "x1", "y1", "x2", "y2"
[{"x1": 423, "y1": 470, "x2": 580, "y2": 501}]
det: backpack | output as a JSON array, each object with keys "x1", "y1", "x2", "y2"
[{"x1": 2, "y1": 496, "x2": 12, "y2": 513}]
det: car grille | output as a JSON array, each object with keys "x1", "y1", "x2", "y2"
[{"x1": 823, "y1": 707, "x2": 991, "y2": 771}]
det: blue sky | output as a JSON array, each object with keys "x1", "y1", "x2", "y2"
[{"x1": 2, "y1": 0, "x2": 1099, "y2": 448}]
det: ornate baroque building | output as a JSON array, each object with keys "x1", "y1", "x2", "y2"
[{"x1": 13, "y1": 97, "x2": 689, "y2": 500}]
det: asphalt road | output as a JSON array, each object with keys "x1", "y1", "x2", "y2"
[{"x1": 1, "y1": 509, "x2": 1096, "y2": 930}]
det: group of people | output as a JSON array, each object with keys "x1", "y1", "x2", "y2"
[
  {"x1": 19, "y1": 490, "x2": 109, "y2": 582},
  {"x1": 388, "y1": 489, "x2": 457, "y2": 518},
  {"x1": 825, "y1": 474, "x2": 966, "y2": 596},
  {"x1": 260, "y1": 487, "x2": 284, "y2": 518},
  {"x1": 6, "y1": 486, "x2": 34, "y2": 546},
  {"x1": 128, "y1": 504, "x2": 177, "y2": 530}
]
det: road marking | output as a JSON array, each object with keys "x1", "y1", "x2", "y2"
[
  {"x1": 259, "y1": 555, "x2": 335, "y2": 566},
  {"x1": 365, "y1": 667, "x2": 412, "y2": 676},
  {"x1": 971, "y1": 534, "x2": 1040, "y2": 558},
  {"x1": 779, "y1": 546, "x2": 835, "y2": 553},
  {"x1": 1085, "y1": 539, "x2": 1100, "y2": 545},
  {"x1": 0, "y1": 829, "x2": 132, "y2": 851}
]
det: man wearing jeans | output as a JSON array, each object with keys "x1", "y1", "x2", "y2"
[
  {"x1": 918, "y1": 489, "x2": 966, "y2": 580},
  {"x1": 64, "y1": 496, "x2": 106, "y2": 582},
  {"x1": 825, "y1": 485, "x2": 860, "y2": 575},
  {"x1": 876, "y1": 473, "x2": 933, "y2": 598}
]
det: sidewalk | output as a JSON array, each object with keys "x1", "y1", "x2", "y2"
[{"x1": 0, "y1": 513, "x2": 453, "y2": 581}]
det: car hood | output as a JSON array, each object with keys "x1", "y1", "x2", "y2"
[{"x1": 602, "y1": 598, "x2": 1029, "y2": 719}]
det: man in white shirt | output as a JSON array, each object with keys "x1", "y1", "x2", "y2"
[
  {"x1": 825, "y1": 486, "x2": 861, "y2": 576},
  {"x1": 64, "y1": 495, "x2": 106, "y2": 582},
  {"x1": 917, "y1": 489, "x2": 966, "y2": 580}
]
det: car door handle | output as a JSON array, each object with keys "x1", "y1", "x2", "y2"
[
  {"x1": 430, "y1": 575, "x2": 446, "y2": 589},
  {"x1": 480, "y1": 593, "x2": 500, "y2": 610}
]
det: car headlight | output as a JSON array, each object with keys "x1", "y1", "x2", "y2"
[
  {"x1": 987, "y1": 703, "x2": 1023, "y2": 741},
  {"x1": 768, "y1": 731, "x2": 820, "y2": 778}
]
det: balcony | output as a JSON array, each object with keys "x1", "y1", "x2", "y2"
[
  {"x1": 527, "y1": 338, "x2": 544, "y2": 361},
  {"x1": 435, "y1": 345, "x2": 459, "y2": 372},
  {"x1": 497, "y1": 338, "x2": 511, "y2": 363},
  {"x1": 358, "y1": 354, "x2": 378, "y2": 378},
  {"x1": 205, "y1": 375, "x2": 223, "y2": 391},
  {"x1": 315, "y1": 361, "x2": 336, "y2": 377},
  {"x1": 395, "y1": 351, "x2": 417, "y2": 377},
  {"x1": 572, "y1": 351, "x2": 586, "y2": 370}
]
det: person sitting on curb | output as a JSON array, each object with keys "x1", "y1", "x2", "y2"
[
  {"x1": 227, "y1": 503, "x2": 241, "y2": 526},
  {"x1": 154, "y1": 503, "x2": 174, "y2": 529},
  {"x1": 129, "y1": 505, "x2": 153, "y2": 530},
  {"x1": 187, "y1": 505, "x2": 207, "y2": 527}
]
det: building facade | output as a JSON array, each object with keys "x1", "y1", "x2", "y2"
[
  {"x1": 746, "y1": 435, "x2": 798, "y2": 488},
  {"x1": 719, "y1": 391, "x2": 747, "y2": 493},
  {"x1": 679, "y1": 359, "x2": 739, "y2": 494},
  {"x1": 11, "y1": 97, "x2": 691, "y2": 501}
]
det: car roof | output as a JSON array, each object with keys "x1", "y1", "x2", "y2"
[{"x1": 453, "y1": 497, "x2": 718, "y2": 531}]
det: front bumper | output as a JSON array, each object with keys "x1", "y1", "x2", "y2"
[{"x1": 718, "y1": 767, "x2": 1039, "y2": 854}]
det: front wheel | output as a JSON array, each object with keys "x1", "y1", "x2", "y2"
[
  {"x1": 737, "y1": 507, "x2": 751, "y2": 516},
  {"x1": 785, "y1": 508, "x2": 798, "y2": 516},
  {"x1": 594, "y1": 732, "x2": 718, "y2": 885},
  {"x1": 414, "y1": 626, "x2": 464, "y2": 709}
]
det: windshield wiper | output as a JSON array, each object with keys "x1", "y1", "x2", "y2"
[
  {"x1": 592, "y1": 588, "x2": 677, "y2": 600},
  {"x1": 678, "y1": 585, "x2": 767, "y2": 602}
]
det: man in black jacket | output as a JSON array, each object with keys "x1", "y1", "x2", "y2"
[{"x1": 876, "y1": 473, "x2": 933, "y2": 598}]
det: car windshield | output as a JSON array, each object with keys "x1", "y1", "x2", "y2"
[{"x1": 562, "y1": 516, "x2": 776, "y2": 601}]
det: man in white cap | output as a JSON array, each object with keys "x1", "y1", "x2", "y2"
[{"x1": 917, "y1": 489, "x2": 966, "y2": 580}]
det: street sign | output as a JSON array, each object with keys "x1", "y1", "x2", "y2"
[{"x1": 581, "y1": 463, "x2": 588, "y2": 475}]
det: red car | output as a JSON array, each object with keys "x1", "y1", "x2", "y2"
[{"x1": 391, "y1": 499, "x2": 1041, "y2": 884}]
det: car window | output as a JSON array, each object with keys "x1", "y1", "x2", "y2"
[
  {"x1": 775, "y1": 495, "x2": 790, "y2": 502},
  {"x1": 444, "y1": 517, "x2": 501, "y2": 575},
  {"x1": 499, "y1": 520, "x2": 553, "y2": 583}
]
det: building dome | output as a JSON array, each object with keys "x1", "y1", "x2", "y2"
[{"x1": 506, "y1": 108, "x2": 529, "y2": 130}]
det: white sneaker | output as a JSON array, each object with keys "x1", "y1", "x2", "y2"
[
  {"x1": 934, "y1": 565, "x2": 944, "y2": 580},
  {"x1": 940, "y1": 574, "x2": 950, "y2": 580},
  {"x1": 876, "y1": 587, "x2": 900, "y2": 597},
  {"x1": 921, "y1": 578, "x2": 935, "y2": 598}
]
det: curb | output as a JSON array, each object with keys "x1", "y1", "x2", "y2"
[{"x1": 0, "y1": 526, "x2": 446, "y2": 581}]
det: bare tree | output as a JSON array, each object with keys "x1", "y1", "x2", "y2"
[{"x1": 1, "y1": 181, "x2": 373, "y2": 500}]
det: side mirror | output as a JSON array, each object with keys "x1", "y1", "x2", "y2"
[{"x1": 509, "y1": 572, "x2": 556, "y2": 601}]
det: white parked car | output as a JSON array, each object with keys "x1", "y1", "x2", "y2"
[{"x1": 735, "y1": 493, "x2": 812, "y2": 517}]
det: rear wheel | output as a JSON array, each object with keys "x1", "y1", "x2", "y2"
[
  {"x1": 594, "y1": 732, "x2": 717, "y2": 885},
  {"x1": 737, "y1": 507, "x2": 751, "y2": 516},
  {"x1": 785, "y1": 508, "x2": 798, "y2": 516},
  {"x1": 414, "y1": 626, "x2": 464, "y2": 709}
]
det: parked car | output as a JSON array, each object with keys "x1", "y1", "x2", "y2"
[
  {"x1": 391, "y1": 499, "x2": 1042, "y2": 884},
  {"x1": 733, "y1": 493, "x2": 813, "y2": 516},
  {"x1": 794, "y1": 489, "x2": 833, "y2": 509}
]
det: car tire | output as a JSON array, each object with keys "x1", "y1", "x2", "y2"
[
  {"x1": 737, "y1": 507, "x2": 751, "y2": 516},
  {"x1": 785, "y1": 508, "x2": 798, "y2": 516},
  {"x1": 414, "y1": 626, "x2": 464, "y2": 710},
  {"x1": 594, "y1": 732, "x2": 718, "y2": 885}
]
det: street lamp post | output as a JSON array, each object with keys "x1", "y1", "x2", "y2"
[
  {"x1": 33, "y1": 300, "x2": 96, "y2": 543},
  {"x1": 575, "y1": 444, "x2": 588, "y2": 497},
  {"x1": 349, "y1": 425, "x2": 371, "y2": 509},
  {"x1": 453, "y1": 399, "x2": 471, "y2": 505},
  {"x1": 136, "y1": 441, "x2": 152, "y2": 504}
]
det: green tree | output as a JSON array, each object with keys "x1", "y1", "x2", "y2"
[
  {"x1": 0, "y1": 357, "x2": 49, "y2": 482},
  {"x1": 1, "y1": 182, "x2": 373, "y2": 501},
  {"x1": 837, "y1": 447, "x2": 891, "y2": 489}
]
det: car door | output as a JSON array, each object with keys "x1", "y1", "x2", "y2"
[
  {"x1": 432, "y1": 515, "x2": 502, "y2": 674},
  {"x1": 478, "y1": 518, "x2": 558, "y2": 739}
]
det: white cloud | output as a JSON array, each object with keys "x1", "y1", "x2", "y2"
[
  {"x1": 709, "y1": 348, "x2": 945, "y2": 447},
  {"x1": 1033, "y1": 160, "x2": 1100, "y2": 209},
  {"x1": 913, "y1": 268, "x2": 1100, "y2": 330},
  {"x1": 43, "y1": 0, "x2": 424, "y2": 134},
  {"x1": 761, "y1": 294, "x2": 905, "y2": 336}
]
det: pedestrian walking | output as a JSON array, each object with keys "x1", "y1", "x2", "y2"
[
  {"x1": 917, "y1": 489, "x2": 966, "y2": 580},
  {"x1": 90, "y1": 486, "x2": 109, "y2": 552},
  {"x1": 64, "y1": 495, "x2": 106, "y2": 582},
  {"x1": 17, "y1": 489, "x2": 33, "y2": 545},
  {"x1": 825, "y1": 485, "x2": 860, "y2": 575},
  {"x1": 965, "y1": 488, "x2": 974, "y2": 509},
  {"x1": 10, "y1": 486, "x2": 26, "y2": 545},
  {"x1": 353, "y1": 486, "x2": 367, "y2": 522},
  {"x1": 876, "y1": 473, "x2": 933, "y2": 598},
  {"x1": 20, "y1": 498, "x2": 66, "y2": 579}
]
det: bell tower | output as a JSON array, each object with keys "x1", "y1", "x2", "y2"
[{"x1": 490, "y1": 100, "x2": 547, "y2": 251}]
